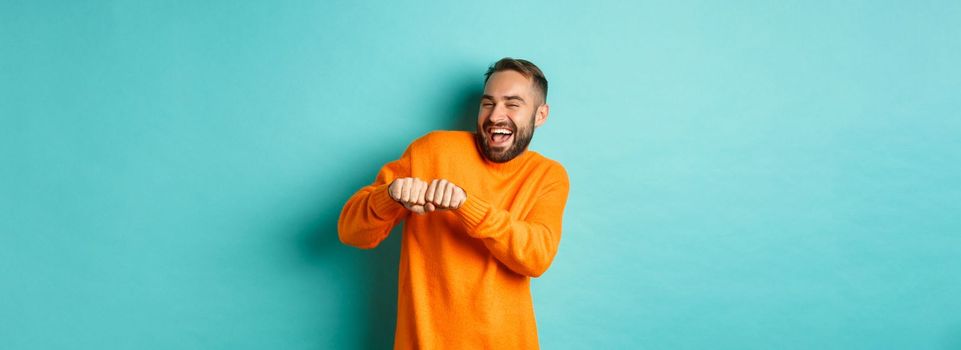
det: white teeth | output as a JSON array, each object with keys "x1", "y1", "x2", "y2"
[{"x1": 491, "y1": 128, "x2": 512, "y2": 135}]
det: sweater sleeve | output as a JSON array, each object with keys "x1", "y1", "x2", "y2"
[
  {"x1": 337, "y1": 145, "x2": 413, "y2": 249},
  {"x1": 453, "y1": 168, "x2": 570, "y2": 277}
]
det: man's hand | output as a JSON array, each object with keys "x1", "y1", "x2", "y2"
[
  {"x1": 388, "y1": 177, "x2": 429, "y2": 215},
  {"x1": 389, "y1": 178, "x2": 467, "y2": 214},
  {"x1": 424, "y1": 179, "x2": 467, "y2": 212}
]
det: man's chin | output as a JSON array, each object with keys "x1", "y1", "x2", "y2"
[
  {"x1": 476, "y1": 131, "x2": 525, "y2": 163},
  {"x1": 484, "y1": 148, "x2": 516, "y2": 163},
  {"x1": 483, "y1": 144, "x2": 509, "y2": 159},
  {"x1": 487, "y1": 144, "x2": 510, "y2": 153}
]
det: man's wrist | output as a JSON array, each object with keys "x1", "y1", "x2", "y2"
[{"x1": 372, "y1": 183, "x2": 406, "y2": 216}]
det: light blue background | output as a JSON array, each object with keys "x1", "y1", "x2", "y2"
[{"x1": 2, "y1": 1, "x2": 960, "y2": 349}]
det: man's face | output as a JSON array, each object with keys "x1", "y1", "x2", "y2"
[{"x1": 476, "y1": 70, "x2": 548, "y2": 163}]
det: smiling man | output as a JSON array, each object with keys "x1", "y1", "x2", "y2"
[{"x1": 338, "y1": 58, "x2": 570, "y2": 349}]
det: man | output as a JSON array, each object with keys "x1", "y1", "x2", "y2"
[{"x1": 338, "y1": 57, "x2": 570, "y2": 349}]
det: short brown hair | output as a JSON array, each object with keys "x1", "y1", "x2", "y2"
[{"x1": 483, "y1": 57, "x2": 548, "y2": 104}]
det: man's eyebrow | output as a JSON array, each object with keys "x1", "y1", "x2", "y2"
[
  {"x1": 505, "y1": 95, "x2": 526, "y2": 103},
  {"x1": 481, "y1": 94, "x2": 526, "y2": 103}
]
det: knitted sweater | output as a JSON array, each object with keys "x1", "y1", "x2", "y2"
[{"x1": 338, "y1": 130, "x2": 570, "y2": 349}]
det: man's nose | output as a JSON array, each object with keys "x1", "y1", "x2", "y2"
[{"x1": 489, "y1": 105, "x2": 510, "y2": 123}]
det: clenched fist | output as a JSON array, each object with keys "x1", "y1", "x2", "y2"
[
  {"x1": 389, "y1": 177, "x2": 467, "y2": 214},
  {"x1": 424, "y1": 179, "x2": 467, "y2": 212},
  {"x1": 388, "y1": 177, "x2": 430, "y2": 214}
]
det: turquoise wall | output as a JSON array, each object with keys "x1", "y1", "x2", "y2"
[{"x1": 3, "y1": 1, "x2": 960, "y2": 349}]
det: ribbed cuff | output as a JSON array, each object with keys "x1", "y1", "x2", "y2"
[
  {"x1": 370, "y1": 183, "x2": 405, "y2": 220},
  {"x1": 454, "y1": 195, "x2": 491, "y2": 237}
]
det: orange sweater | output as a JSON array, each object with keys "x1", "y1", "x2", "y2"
[{"x1": 338, "y1": 130, "x2": 570, "y2": 349}]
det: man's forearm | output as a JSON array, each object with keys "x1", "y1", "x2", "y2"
[
  {"x1": 338, "y1": 183, "x2": 407, "y2": 249},
  {"x1": 453, "y1": 193, "x2": 566, "y2": 277}
]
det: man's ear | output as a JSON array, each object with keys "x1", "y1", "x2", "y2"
[{"x1": 534, "y1": 103, "x2": 549, "y2": 127}]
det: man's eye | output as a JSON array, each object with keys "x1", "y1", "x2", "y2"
[
  {"x1": 507, "y1": 104, "x2": 519, "y2": 108},
  {"x1": 481, "y1": 103, "x2": 494, "y2": 107}
]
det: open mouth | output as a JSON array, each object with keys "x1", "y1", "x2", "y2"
[{"x1": 488, "y1": 127, "x2": 514, "y2": 148}]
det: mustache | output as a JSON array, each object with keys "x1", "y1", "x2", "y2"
[{"x1": 482, "y1": 119, "x2": 517, "y2": 132}]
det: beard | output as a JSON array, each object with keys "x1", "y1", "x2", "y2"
[{"x1": 474, "y1": 112, "x2": 536, "y2": 163}]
